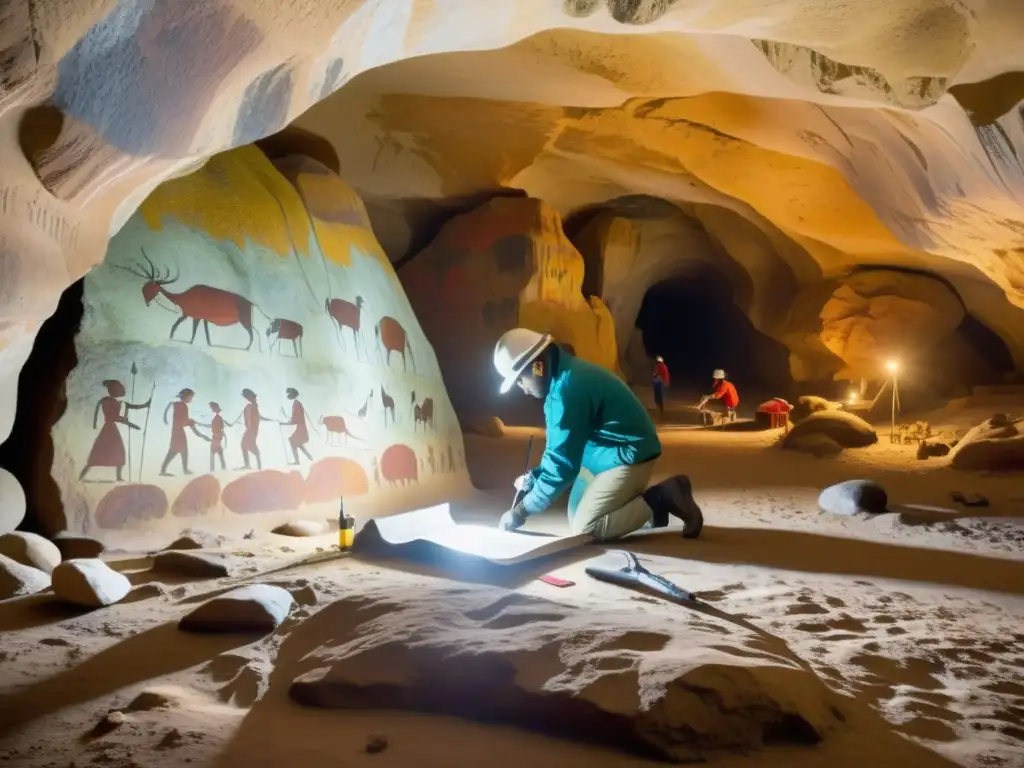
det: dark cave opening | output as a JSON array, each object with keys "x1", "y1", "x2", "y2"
[
  {"x1": 0, "y1": 279, "x2": 83, "y2": 535},
  {"x1": 634, "y1": 270, "x2": 793, "y2": 403}
]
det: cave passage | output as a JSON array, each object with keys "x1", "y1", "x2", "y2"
[{"x1": 635, "y1": 271, "x2": 793, "y2": 402}]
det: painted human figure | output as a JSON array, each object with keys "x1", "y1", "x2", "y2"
[
  {"x1": 160, "y1": 389, "x2": 209, "y2": 476},
  {"x1": 234, "y1": 388, "x2": 272, "y2": 471},
  {"x1": 427, "y1": 446, "x2": 436, "y2": 474},
  {"x1": 279, "y1": 387, "x2": 312, "y2": 465},
  {"x1": 198, "y1": 401, "x2": 227, "y2": 472},
  {"x1": 447, "y1": 444, "x2": 455, "y2": 474},
  {"x1": 80, "y1": 380, "x2": 151, "y2": 483}
]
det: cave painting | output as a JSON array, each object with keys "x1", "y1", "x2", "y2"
[
  {"x1": 116, "y1": 248, "x2": 263, "y2": 351},
  {"x1": 266, "y1": 318, "x2": 304, "y2": 357},
  {"x1": 280, "y1": 387, "x2": 313, "y2": 465},
  {"x1": 159, "y1": 388, "x2": 209, "y2": 476},
  {"x1": 79, "y1": 379, "x2": 152, "y2": 484},
  {"x1": 49, "y1": 147, "x2": 469, "y2": 538}
]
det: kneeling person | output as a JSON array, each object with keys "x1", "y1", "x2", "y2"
[{"x1": 494, "y1": 328, "x2": 703, "y2": 540}]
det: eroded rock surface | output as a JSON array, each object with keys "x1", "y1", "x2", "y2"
[
  {"x1": 949, "y1": 415, "x2": 1024, "y2": 472},
  {"x1": 0, "y1": 531, "x2": 62, "y2": 574},
  {"x1": 179, "y1": 585, "x2": 294, "y2": 633},
  {"x1": 782, "y1": 410, "x2": 878, "y2": 450},
  {"x1": 0, "y1": 554, "x2": 51, "y2": 600},
  {"x1": 289, "y1": 582, "x2": 842, "y2": 762}
]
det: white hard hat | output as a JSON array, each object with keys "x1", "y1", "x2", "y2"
[
  {"x1": 494, "y1": 328, "x2": 554, "y2": 394},
  {"x1": 712, "y1": 369, "x2": 726, "y2": 379},
  {"x1": 655, "y1": 356, "x2": 664, "y2": 362}
]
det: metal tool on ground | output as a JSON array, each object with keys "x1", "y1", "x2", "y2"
[
  {"x1": 586, "y1": 551, "x2": 699, "y2": 603},
  {"x1": 510, "y1": 435, "x2": 535, "y2": 510}
]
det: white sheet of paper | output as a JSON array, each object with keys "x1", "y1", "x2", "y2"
[{"x1": 364, "y1": 503, "x2": 591, "y2": 566}]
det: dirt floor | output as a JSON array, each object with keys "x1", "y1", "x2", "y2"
[{"x1": 1, "y1": 404, "x2": 1023, "y2": 768}]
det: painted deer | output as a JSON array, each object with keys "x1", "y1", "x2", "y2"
[
  {"x1": 357, "y1": 389, "x2": 373, "y2": 420},
  {"x1": 413, "y1": 396, "x2": 435, "y2": 432},
  {"x1": 320, "y1": 415, "x2": 360, "y2": 446},
  {"x1": 116, "y1": 248, "x2": 261, "y2": 351},
  {"x1": 380, "y1": 385, "x2": 395, "y2": 427},
  {"x1": 326, "y1": 296, "x2": 365, "y2": 359},
  {"x1": 375, "y1": 316, "x2": 415, "y2": 372},
  {"x1": 266, "y1": 318, "x2": 303, "y2": 357}
]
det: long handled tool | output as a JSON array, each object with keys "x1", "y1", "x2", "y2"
[
  {"x1": 510, "y1": 435, "x2": 534, "y2": 509},
  {"x1": 586, "y1": 551, "x2": 699, "y2": 603}
]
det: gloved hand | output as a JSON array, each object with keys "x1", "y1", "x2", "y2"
[
  {"x1": 698, "y1": 396, "x2": 710, "y2": 408},
  {"x1": 512, "y1": 472, "x2": 535, "y2": 494},
  {"x1": 498, "y1": 502, "x2": 528, "y2": 532}
]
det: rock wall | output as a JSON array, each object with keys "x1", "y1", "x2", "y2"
[
  {"x1": 44, "y1": 147, "x2": 467, "y2": 544},
  {"x1": 400, "y1": 196, "x2": 618, "y2": 420}
]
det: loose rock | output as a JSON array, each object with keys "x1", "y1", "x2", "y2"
[
  {"x1": 818, "y1": 479, "x2": 888, "y2": 516},
  {"x1": 948, "y1": 415, "x2": 1024, "y2": 471},
  {"x1": 272, "y1": 519, "x2": 325, "y2": 537},
  {"x1": 52, "y1": 559, "x2": 131, "y2": 608},
  {"x1": 52, "y1": 532, "x2": 106, "y2": 560},
  {"x1": 916, "y1": 442, "x2": 951, "y2": 460},
  {"x1": 782, "y1": 410, "x2": 877, "y2": 449},
  {"x1": 0, "y1": 531, "x2": 62, "y2": 574},
  {"x1": 365, "y1": 734, "x2": 388, "y2": 754},
  {"x1": 164, "y1": 529, "x2": 225, "y2": 551},
  {"x1": 0, "y1": 553, "x2": 51, "y2": 600},
  {"x1": 152, "y1": 551, "x2": 230, "y2": 579},
  {"x1": 179, "y1": 585, "x2": 294, "y2": 633},
  {"x1": 0, "y1": 468, "x2": 26, "y2": 535}
]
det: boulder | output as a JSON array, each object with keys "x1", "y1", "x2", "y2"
[
  {"x1": 52, "y1": 559, "x2": 131, "y2": 608},
  {"x1": 288, "y1": 585, "x2": 840, "y2": 762},
  {"x1": 818, "y1": 480, "x2": 889, "y2": 516},
  {"x1": 52, "y1": 532, "x2": 106, "y2": 560},
  {"x1": 164, "y1": 529, "x2": 225, "y2": 551},
  {"x1": 782, "y1": 433, "x2": 843, "y2": 458},
  {"x1": 790, "y1": 395, "x2": 842, "y2": 423},
  {"x1": 948, "y1": 415, "x2": 1024, "y2": 471},
  {"x1": 0, "y1": 468, "x2": 26, "y2": 535},
  {"x1": 782, "y1": 410, "x2": 877, "y2": 449},
  {"x1": 0, "y1": 554, "x2": 51, "y2": 600},
  {"x1": 179, "y1": 585, "x2": 294, "y2": 633},
  {"x1": 152, "y1": 551, "x2": 230, "y2": 579},
  {"x1": 0, "y1": 531, "x2": 62, "y2": 573},
  {"x1": 272, "y1": 520, "x2": 326, "y2": 537}
]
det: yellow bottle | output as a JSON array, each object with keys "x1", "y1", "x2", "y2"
[{"x1": 338, "y1": 501, "x2": 355, "y2": 549}]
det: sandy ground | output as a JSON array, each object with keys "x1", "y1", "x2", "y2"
[{"x1": 1, "y1": 407, "x2": 1023, "y2": 768}]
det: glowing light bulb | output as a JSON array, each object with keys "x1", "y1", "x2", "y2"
[
  {"x1": 848, "y1": 391, "x2": 858, "y2": 405},
  {"x1": 886, "y1": 360, "x2": 899, "y2": 374}
]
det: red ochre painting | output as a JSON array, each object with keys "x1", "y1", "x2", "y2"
[{"x1": 49, "y1": 147, "x2": 469, "y2": 540}]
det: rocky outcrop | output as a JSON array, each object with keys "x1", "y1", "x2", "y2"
[
  {"x1": 949, "y1": 415, "x2": 1024, "y2": 472},
  {"x1": 401, "y1": 196, "x2": 618, "y2": 419},
  {"x1": 289, "y1": 584, "x2": 841, "y2": 762},
  {"x1": 27, "y1": 148, "x2": 468, "y2": 543},
  {"x1": 818, "y1": 270, "x2": 965, "y2": 380},
  {"x1": 782, "y1": 411, "x2": 878, "y2": 450}
]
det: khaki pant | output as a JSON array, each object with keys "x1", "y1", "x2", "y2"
[{"x1": 567, "y1": 460, "x2": 656, "y2": 541}]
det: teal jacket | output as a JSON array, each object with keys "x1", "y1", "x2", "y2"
[{"x1": 521, "y1": 348, "x2": 661, "y2": 515}]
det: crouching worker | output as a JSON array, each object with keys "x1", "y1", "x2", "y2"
[
  {"x1": 699, "y1": 368, "x2": 739, "y2": 422},
  {"x1": 493, "y1": 328, "x2": 703, "y2": 541}
]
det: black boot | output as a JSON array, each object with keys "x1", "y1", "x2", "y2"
[{"x1": 643, "y1": 475, "x2": 704, "y2": 539}]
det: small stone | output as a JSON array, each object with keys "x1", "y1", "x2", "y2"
[
  {"x1": 818, "y1": 479, "x2": 888, "y2": 516},
  {"x1": 272, "y1": 520, "x2": 325, "y2": 537},
  {"x1": 164, "y1": 529, "x2": 225, "y2": 551},
  {"x1": 52, "y1": 533, "x2": 106, "y2": 560},
  {"x1": 105, "y1": 711, "x2": 127, "y2": 726},
  {"x1": 152, "y1": 551, "x2": 229, "y2": 579},
  {"x1": 0, "y1": 531, "x2": 62, "y2": 574},
  {"x1": 125, "y1": 690, "x2": 176, "y2": 712},
  {"x1": 178, "y1": 585, "x2": 294, "y2": 634},
  {"x1": 157, "y1": 728, "x2": 183, "y2": 749},
  {"x1": 52, "y1": 559, "x2": 131, "y2": 608},
  {"x1": 365, "y1": 734, "x2": 388, "y2": 754},
  {"x1": 0, "y1": 553, "x2": 51, "y2": 600}
]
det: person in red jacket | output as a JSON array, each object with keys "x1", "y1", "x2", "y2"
[
  {"x1": 652, "y1": 356, "x2": 670, "y2": 418},
  {"x1": 699, "y1": 369, "x2": 739, "y2": 422}
]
